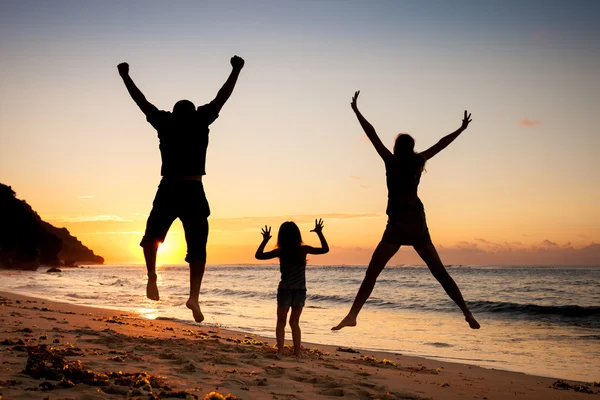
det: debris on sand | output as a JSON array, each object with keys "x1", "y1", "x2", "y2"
[
  {"x1": 22, "y1": 344, "x2": 202, "y2": 398},
  {"x1": 337, "y1": 346, "x2": 360, "y2": 353}
]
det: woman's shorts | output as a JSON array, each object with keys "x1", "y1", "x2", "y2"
[{"x1": 381, "y1": 206, "x2": 433, "y2": 247}]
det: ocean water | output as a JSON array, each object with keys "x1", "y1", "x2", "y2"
[{"x1": 1, "y1": 264, "x2": 599, "y2": 382}]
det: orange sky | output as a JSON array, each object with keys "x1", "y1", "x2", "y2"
[{"x1": 1, "y1": 2, "x2": 599, "y2": 266}]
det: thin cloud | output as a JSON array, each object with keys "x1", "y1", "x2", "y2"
[
  {"x1": 505, "y1": 241, "x2": 523, "y2": 247},
  {"x1": 540, "y1": 239, "x2": 558, "y2": 248},
  {"x1": 82, "y1": 230, "x2": 184, "y2": 236},
  {"x1": 348, "y1": 175, "x2": 370, "y2": 189},
  {"x1": 474, "y1": 238, "x2": 496, "y2": 245},
  {"x1": 78, "y1": 195, "x2": 94, "y2": 199},
  {"x1": 210, "y1": 213, "x2": 383, "y2": 232},
  {"x1": 45, "y1": 214, "x2": 131, "y2": 223},
  {"x1": 456, "y1": 241, "x2": 478, "y2": 249},
  {"x1": 212, "y1": 213, "x2": 382, "y2": 224},
  {"x1": 409, "y1": 240, "x2": 600, "y2": 266},
  {"x1": 82, "y1": 231, "x2": 143, "y2": 235},
  {"x1": 474, "y1": 238, "x2": 504, "y2": 252},
  {"x1": 519, "y1": 119, "x2": 542, "y2": 128}
]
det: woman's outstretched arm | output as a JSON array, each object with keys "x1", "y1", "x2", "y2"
[
  {"x1": 255, "y1": 226, "x2": 279, "y2": 260},
  {"x1": 351, "y1": 91, "x2": 392, "y2": 161},
  {"x1": 420, "y1": 110, "x2": 472, "y2": 160},
  {"x1": 304, "y1": 219, "x2": 329, "y2": 255}
]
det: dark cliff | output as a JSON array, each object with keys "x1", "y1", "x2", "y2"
[{"x1": 0, "y1": 183, "x2": 104, "y2": 270}]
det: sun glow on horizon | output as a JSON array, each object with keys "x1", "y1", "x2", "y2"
[{"x1": 154, "y1": 231, "x2": 188, "y2": 265}]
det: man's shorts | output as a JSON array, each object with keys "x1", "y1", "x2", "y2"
[
  {"x1": 277, "y1": 288, "x2": 307, "y2": 309},
  {"x1": 140, "y1": 178, "x2": 210, "y2": 263}
]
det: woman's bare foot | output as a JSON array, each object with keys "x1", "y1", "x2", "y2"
[
  {"x1": 146, "y1": 275, "x2": 159, "y2": 301},
  {"x1": 465, "y1": 313, "x2": 480, "y2": 329},
  {"x1": 186, "y1": 299, "x2": 204, "y2": 323},
  {"x1": 331, "y1": 315, "x2": 357, "y2": 331}
]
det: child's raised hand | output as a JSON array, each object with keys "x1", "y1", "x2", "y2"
[
  {"x1": 310, "y1": 218, "x2": 324, "y2": 234},
  {"x1": 261, "y1": 225, "x2": 272, "y2": 241}
]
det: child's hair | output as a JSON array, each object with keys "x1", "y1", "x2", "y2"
[{"x1": 276, "y1": 221, "x2": 306, "y2": 264}]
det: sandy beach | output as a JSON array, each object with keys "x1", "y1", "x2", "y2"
[{"x1": 0, "y1": 290, "x2": 597, "y2": 400}]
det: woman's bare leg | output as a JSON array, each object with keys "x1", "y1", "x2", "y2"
[
  {"x1": 332, "y1": 241, "x2": 400, "y2": 330},
  {"x1": 413, "y1": 243, "x2": 480, "y2": 329}
]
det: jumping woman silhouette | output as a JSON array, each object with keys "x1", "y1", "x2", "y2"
[{"x1": 332, "y1": 91, "x2": 480, "y2": 331}]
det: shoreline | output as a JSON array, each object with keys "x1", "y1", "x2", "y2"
[
  {"x1": 0, "y1": 287, "x2": 564, "y2": 381},
  {"x1": 0, "y1": 283, "x2": 594, "y2": 383},
  {"x1": 1, "y1": 291, "x2": 597, "y2": 399}
]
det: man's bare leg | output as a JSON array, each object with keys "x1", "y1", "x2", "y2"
[
  {"x1": 142, "y1": 242, "x2": 160, "y2": 301},
  {"x1": 186, "y1": 261, "x2": 206, "y2": 323},
  {"x1": 332, "y1": 241, "x2": 400, "y2": 330}
]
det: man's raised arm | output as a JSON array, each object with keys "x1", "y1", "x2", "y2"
[
  {"x1": 118, "y1": 62, "x2": 157, "y2": 116},
  {"x1": 211, "y1": 55, "x2": 245, "y2": 113}
]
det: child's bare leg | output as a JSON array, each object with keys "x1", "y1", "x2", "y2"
[
  {"x1": 332, "y1": 241, "x2": 399, "y2": 330},
  {"x1": 276, "y1": 306, "x2": 289, "y2": 358},
  {"x1": 289, "y1": 307, "x2": 303, "y2": 359},
  {"x1": 142, "y1": 242, "x2": 160, "y2": 301},
  {"x1": 186, "y1": 261, "x2": 206, "y2": 323},
  {"x1": 414, "y1": 244, "x2": 480, "y2": 329}
]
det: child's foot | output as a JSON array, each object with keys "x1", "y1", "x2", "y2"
[
  {"x1": 465, "y1": 313, "x2": 480, "y2": 329},
  {"x1": 331, "y1": 315, "x2": 357, "y2": 331},
  {"x1": 146, "y1": 275, "x2": 159, "y2": 301},
  {"x1": 186, "y1": 300, "x2": 204, "y2": 323}
]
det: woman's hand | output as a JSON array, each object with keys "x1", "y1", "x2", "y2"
[
  {"x1": 261, "y1": 225, "x2": 272, "y2": 241},
  {"x1": 310, "y1": 218, "x2": 324, "y2": 234},
  {"x1": 460, "y1": 110, "x2": 472, "y2": 130},
  {"x1": 350, "y1": 91, "x2": 360, "y2": 112}
]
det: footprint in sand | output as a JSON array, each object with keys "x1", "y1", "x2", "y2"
[
  {"x1": 213, "y1": 355, "x2": 240, "y2": 366},
  {"x1": 316, "y1": 381, "x2": 341, "y2": 389},
  {"x1": 318, "y1": 387, "x2": 344, "y2": 396},
  {"x1": 176, "y1": 362, "x2": 197, "y2": 373},
  {"x1": 158, "y1": 350, "x2": 179, "y2": 360},
  {"x1": 263, "y1": 366, "x2": 286, "y2": 377}
]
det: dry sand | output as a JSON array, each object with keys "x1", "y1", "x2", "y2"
[{"x1": 0, "y1": 291, "x2": 597, "y2": 399}]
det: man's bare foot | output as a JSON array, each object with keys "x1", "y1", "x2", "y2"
[
  {"x1": 186, "y1": 299, "x2": 204, "y2": 323},
  {"x1": 276, "y1": 352, "x2": 284, "y2": 360},
  {"x1": 331, "y1": 315, "x2": 357, "y2": 331},
  {"x1": 146, "y1": 275, "x2": 159, "y2": 301},
  {"x1": 465, "y1": 313, "x2": 480, "y2": 329}
]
